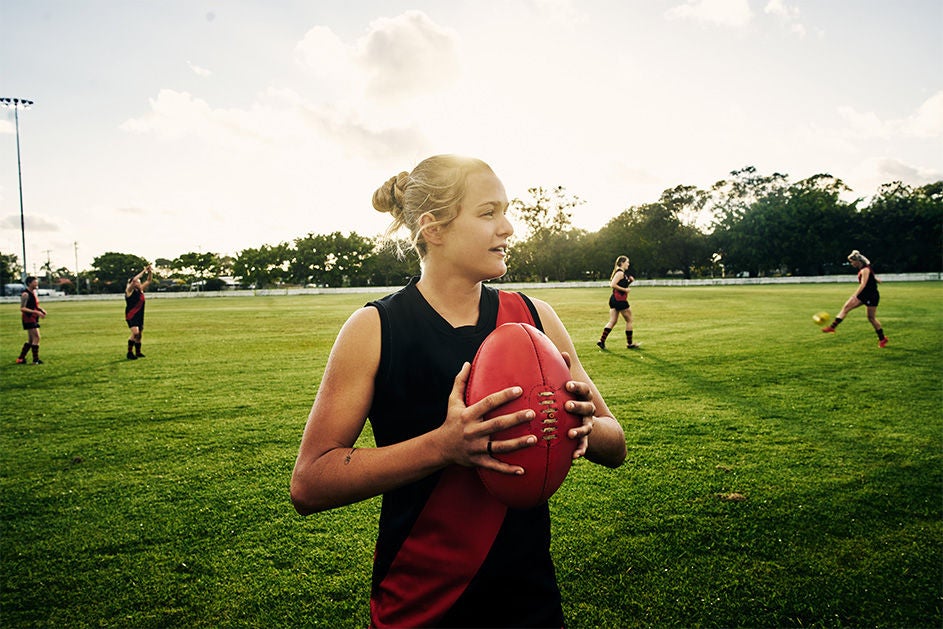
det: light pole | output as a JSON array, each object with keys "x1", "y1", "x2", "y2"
[
  {"x1": 1, "y1": 97, "x2": 34, "y2": 283},
  {"x1": 75, "y1": 241, "x2": 80, "y2": 295}
]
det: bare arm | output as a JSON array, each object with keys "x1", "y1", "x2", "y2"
[
  {"x1": 126, "y1": 266, "x2": 152, "y2": 296},
  {"x1": 20, "y1": 292, "x2": 45, "y2": 317},
  {"x1": 290, "y1": 306, "x2": 536, "y2": 515},
  {"x1": 532, "y1": 298, "x2": 627, "y2": 468},
  {"x1": 140, "y1": 266, "x2": 153, "y2": 290}
]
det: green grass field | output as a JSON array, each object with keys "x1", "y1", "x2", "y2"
[{"x1": 2, "y1": 283, "x2": 941, "y2": 628}]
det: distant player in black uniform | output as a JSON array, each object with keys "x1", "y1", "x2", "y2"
[
  {"x1": 290, "y1": 155, "x2": 627, "y2": 627},
  {"x1": 822, "y1": 250, "x2": 888, "y2": 347},
  {"x1": 16, "y1": 276, "x2": 46, "y2": 364},
  {"x1": 125, "y1": 265, "x2": 152, "y2": 359},
  {"x1": 597, "y1": 255, "x2": 639, "y2": 349}
]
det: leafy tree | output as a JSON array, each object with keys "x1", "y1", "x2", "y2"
[
  {"x1": 778, "y1": 174, "x2": 856, "y2": 275},
  {"x1": 291, "y1": 232, "x2": 374, "y2": 287},
  {"x1": 0, "y1": 251, "x2": 20, "y2": 287},
  {"x1": 709, "y1": 168, "x2": 790, "y2": 276},
  {"x1": 233, "y1": 243, "x2": 291, "y2": 289},
  {"x1": 174, "y1": 252, "x2": 222, "y2": 282},
  {"x1": 508, "y1": 186, "x2": 585, "y2": 281},
  {"x1": 90, "y1": 252, "x2": 150, "y2": 293},
  {"x1": 710, "y1": 174, "x2": 855, "y2": 276},
  {"x1": 595, "y1": 197, "x2": 711, "y2": 279},
  {"x1": 359, "y1": 239, "x2": 420, "y2": 286},
  {"x1": 856, "y1": 181, "x2": 943, "y2": 272}
]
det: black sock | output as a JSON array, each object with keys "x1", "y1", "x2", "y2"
[
  {"x1": 128, "y1": 340, "x2": 135, "y2": 353},
  {"x1": 135, "y1": 342, "x2": 143, "y2": 355},
  {"x1": 599, "y1": 327, "x2": 612, "y2": 343},
  {"x1": 18, "y1": 342, "x2": 30, "y2": 360},
  {"x1": 876, "y1": 328, "x2": 885, "y2": 340},
  {"x1": 31, "y1": 344, "x2": 39, "y2": 361},
  {"x1": 626, "y1": 330, "x2": 634, "y2": 344},
  {"x1": 831, "y1": 317, "x2": 843, "y2": 328}
]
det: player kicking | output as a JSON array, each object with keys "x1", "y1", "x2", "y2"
[{"x1": 822, "y1": 250, "x2": 888, "y2": 347}]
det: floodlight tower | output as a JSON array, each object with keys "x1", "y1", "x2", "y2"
[{"x1": 1, "y1": 97, "x2": 34, "y2": 282}]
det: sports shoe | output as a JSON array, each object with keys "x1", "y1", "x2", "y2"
[
  {"x1": 879, "y1": 338, "x2": 888, "y2": 348},
  {"x1": 32, "y1": 359, "x2": 43, "y2": 365},
  {"x1": 821, "y1": 327, "x2": 835, "y2": 333},
  {"x1": 135, "y1": 353, "x2": 145, "y2": 358},
  {"x1": 127, "y1": 352, "x2": 137, "y2": 360},
  {"x1": 596, "y1": 341, "x2": 606, "y2": 350},
  {"x1": 15, "y1": 357, "x2": 26, "y2": 364},
  {"x1": 627, "y1": 343, "x2": 641, "y2": 349}
]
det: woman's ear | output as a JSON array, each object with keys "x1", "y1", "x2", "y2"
[{"x1": 419, "y1": 213, "x2": 444, "y2": 246}]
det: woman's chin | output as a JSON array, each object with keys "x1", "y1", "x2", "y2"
[{"x1": 484, "y1": 263, "x2": 508, "y2": 281}]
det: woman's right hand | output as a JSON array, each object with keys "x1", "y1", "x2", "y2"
[{"x1": 435, "y1": 362, "x2": 536, "y2": 476}]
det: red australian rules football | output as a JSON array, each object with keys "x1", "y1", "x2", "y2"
[{"x1": 465, "y1": 322, "x2": 581, "y2": 508}]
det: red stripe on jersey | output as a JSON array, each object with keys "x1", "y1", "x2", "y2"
[{"x1": 126, "y1": 291, "x2": 145, "y2": 321}]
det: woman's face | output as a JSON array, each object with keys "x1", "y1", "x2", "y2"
[
  {"x1": 850, "y1": 259, "x2": 863, "y2": 269},
  {"x1": 440, "y1": 170, "x2": 513, "y2": 281}
]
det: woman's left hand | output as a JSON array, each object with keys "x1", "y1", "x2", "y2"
[{"x1": 560, "y1": 352, "x2": 594, "y2": 459}]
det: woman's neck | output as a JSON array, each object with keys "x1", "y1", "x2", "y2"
[{"x1": 416, "y1": 267, "x2": 482, "y2": 328}]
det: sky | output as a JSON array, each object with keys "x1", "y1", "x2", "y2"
[{"x1": 1, "y1": 0, "x2": 941, "y2": 275}]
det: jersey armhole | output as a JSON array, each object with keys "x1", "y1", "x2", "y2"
[
  {"x1": 518, "y1": 293, "x2": 543, "y2": 331},
  {"x1": 365, "y1": 302, "x2": 390, "y2": 387}
]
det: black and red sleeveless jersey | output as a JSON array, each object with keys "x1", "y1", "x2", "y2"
[
  {"x1": 366, "y1": 277, "x2": 564, "y2": 628},
  {"x1": 857, "y1": 265, "x2": 879, "y2": 302},
  {"x1": 611, "y1": 271, "x2": 629, "y2": 302},
  {"x1": 21, "y1": 289, "x2": 40, "y2": 325},
  {"x1": 125, "y1": 288, "x2": 145, "y2": 321}
]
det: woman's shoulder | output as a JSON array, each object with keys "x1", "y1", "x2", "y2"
[{"x1": 333, "y1": 307, "x2": 382, "y2": 358}]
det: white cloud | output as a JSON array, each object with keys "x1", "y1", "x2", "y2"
[
  {"x1": 354, "y1": 10, "x2": 461, "y2": 102},
  {"x1": 764, "y1": 0, "x2": 806, "y2": 38},
  {"x1": 901, "y1": 91, "x2": 943, "y2": 139},
  {"x1": 119, "y1": 88, "x2": 319, "y2": 147},
  {"x1": 296, "y1": 25, "x2": 355, "y2": 79},
  {"x1": 186, "y1": 61, "x2": 212, "y2": 77},
  {"x1": 839, "y1": 90, "x2": 943, "y2": 140},
  {"x1": 764, "y1": 0, "x2": 798, "y2": 20},
  {"x1": 533, "y1": 0, "x2": 589, "y2": 26},
  {"x1": 837, "y1": 105, "x2": 890, "y2": 139},
  {"x1": 1, "y1": 213, "x2": 60, "y2": 232},
  {"x1": 848, "y1": 157, "x2": 943, "y2": 197},
  {"x1": 665, "y1": 0, "x2": 753, "y2": 28},
  {"x1": 872, "y1": 157, "x2": 941, "y2": 183}
]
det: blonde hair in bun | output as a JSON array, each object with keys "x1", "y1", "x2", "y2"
[
  {"x1": 847, "y1": 249, "x2": 870, "y2": 266},
  {"x1": 372, "y1": 154, "x2": 494, "y2": 258}
]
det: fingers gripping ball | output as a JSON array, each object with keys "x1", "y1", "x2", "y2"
[
  {"x1": 465, "y1": 323, "x2": 581, "y2": 508},
  {"x1": 812, "y1": 311, "x2": 831, "y2": 326}
]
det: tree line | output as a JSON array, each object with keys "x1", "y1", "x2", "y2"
[{"x1": 2, "y1": 167, "x2": 940, "y2": 294}]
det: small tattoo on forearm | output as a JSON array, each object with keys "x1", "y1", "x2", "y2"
[{"x1": 344, "y1": 448, "x2": 356, "y2": 465}]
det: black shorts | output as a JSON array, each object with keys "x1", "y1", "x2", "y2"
[
  {"x1": 22, "y1": 321, "x2": 39, "y2": 330},
  {"x1": 609, "y1": 295, "x2": 630, "y2": 311},
  {"x1": 126, "y1": 317, "x2": 144, "y2": 330},
  {"x1": 858, "y1": 291, "x2": 880, "y2": 307}
]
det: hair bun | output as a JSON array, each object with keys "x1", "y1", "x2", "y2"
[{"x1": 372, "y1": 172, "x2": 408, "y2": 216}]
